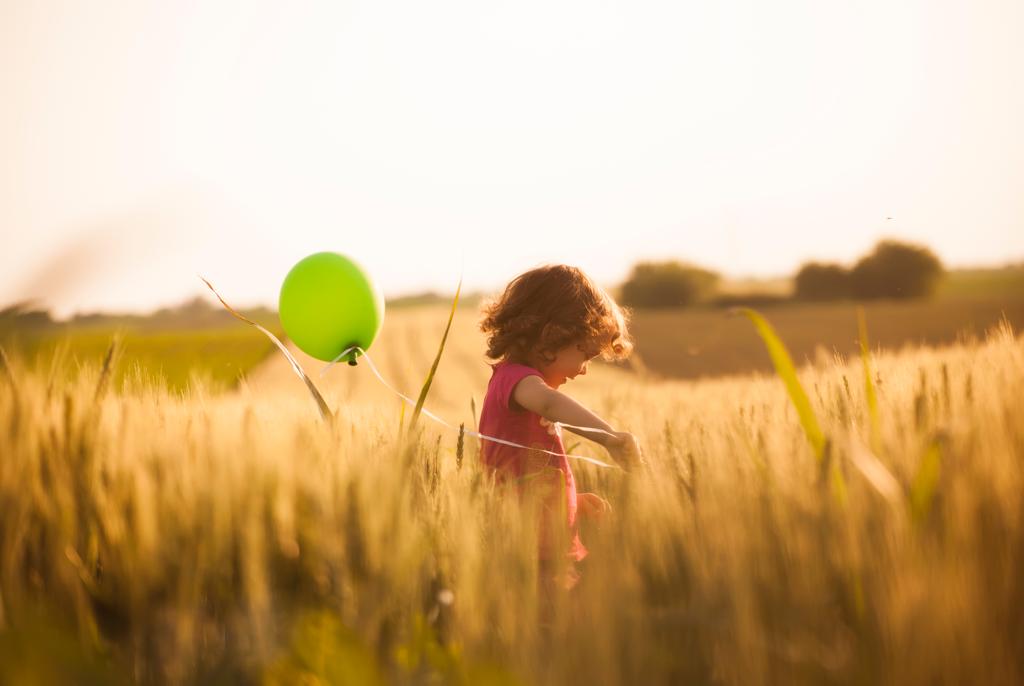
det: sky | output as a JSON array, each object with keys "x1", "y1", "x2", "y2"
[{"x1": 1, "y1": 0, "x2": 1022, "y2": 317}]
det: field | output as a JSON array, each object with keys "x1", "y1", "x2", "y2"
[
  {"x1": 627, "y1": 295, "x2": 1024, "y2": 379},
  {"x1": 1, "y1": 298, "x2": 1022, "y2": 685},
  {"x1": 0, "y1": 327, "x2": 280, "y2": 394},
  {"x1": 0, "y1": 303, "x2": 283, "y2": 394}
]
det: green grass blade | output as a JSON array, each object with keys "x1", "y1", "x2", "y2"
[
  {"x1": 409, "y1": 277, "x2": 462, "y2": 434},
  {"x1": 734, "y1": 308, "x2": 826, "y2": 460},
  {"x1": 858, "y1": 307, "x2": 881, "y2": 451},
  {"x1": 200, "y1": 276, "x2": 333, "y2": 422},
  {"x1": 818, "y1": 439, "x2": 848, "y2": 507}
]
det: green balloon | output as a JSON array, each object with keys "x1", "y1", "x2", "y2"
[{"x1": 278, "y1": 252, "x2": 385, "y2": 362}]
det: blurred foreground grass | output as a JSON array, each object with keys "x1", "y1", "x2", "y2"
[{"x1": 0, "y1": 313, "x2": 1022, "y2": 684}]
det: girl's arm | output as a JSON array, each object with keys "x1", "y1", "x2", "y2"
[
  {"x1": 512, "y1": 376, "x2": 621, "y2": 447},
  {"x1": 514, "y1": 376, "x2": 642, "y2": 466}
]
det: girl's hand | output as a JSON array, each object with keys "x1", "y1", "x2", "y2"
[
  {"x1": 577, "y1": 492, "x2": 612, "y2": 521},
  {"x1": 606, "y1": 431, "x2": 643, "y2": 469}
]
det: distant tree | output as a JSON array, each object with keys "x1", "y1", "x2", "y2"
[
  {"x1": 850, "y1": 240, "x2": 944, "y2": 299},
  {"x1": 0, "y1": 301, "x2": 54, "y2": 331},
  {"x1": 794, "y1": 262, "x2": 852, "y2": 301},
  {"x1": 619, "y1": 261, "x2": 720, "y2": 308}
]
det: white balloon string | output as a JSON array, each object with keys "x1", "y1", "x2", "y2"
[
  {"x1": 330, "y1": 345, "x2": 621, "y2": 470},
  {"x1": 319, "y1": 347, "x2": 360, "y2": 379}
]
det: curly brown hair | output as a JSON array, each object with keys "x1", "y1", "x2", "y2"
[{"x1": 479, "y1": 264, "x2": 633, "y2": 364}]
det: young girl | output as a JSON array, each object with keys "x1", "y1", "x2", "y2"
[{"x1": 477, "y1": 264, "x2": 642, "y2": 589}]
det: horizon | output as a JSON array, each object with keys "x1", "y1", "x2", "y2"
[{"x1": 5, "y1": 256, "x2": 1020, "y2": 322}]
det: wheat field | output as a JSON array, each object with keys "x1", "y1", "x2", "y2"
[{"x1": 1, "y1": 306, "x2": 1022, "y2": 684}]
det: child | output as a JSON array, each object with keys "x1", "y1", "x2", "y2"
[{"x1": 477, "y1": 264, "x2": 642, "y2": 590}]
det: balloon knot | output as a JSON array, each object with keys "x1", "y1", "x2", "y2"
[{"x1": 345, "y1": 343, "x2": 360, "y2": 366}]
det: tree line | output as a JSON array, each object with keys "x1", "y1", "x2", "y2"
[{"x1": 618, "y1": 239, "x2": 945, "y2": 308}]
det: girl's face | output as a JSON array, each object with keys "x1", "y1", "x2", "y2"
[{"x1": 537, "y1": 340, "x2": 600, "y2": 388}]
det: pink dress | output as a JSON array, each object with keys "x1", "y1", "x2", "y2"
[{"x1": 478, "y1": 360, "x2": 587, "y2": 563}]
